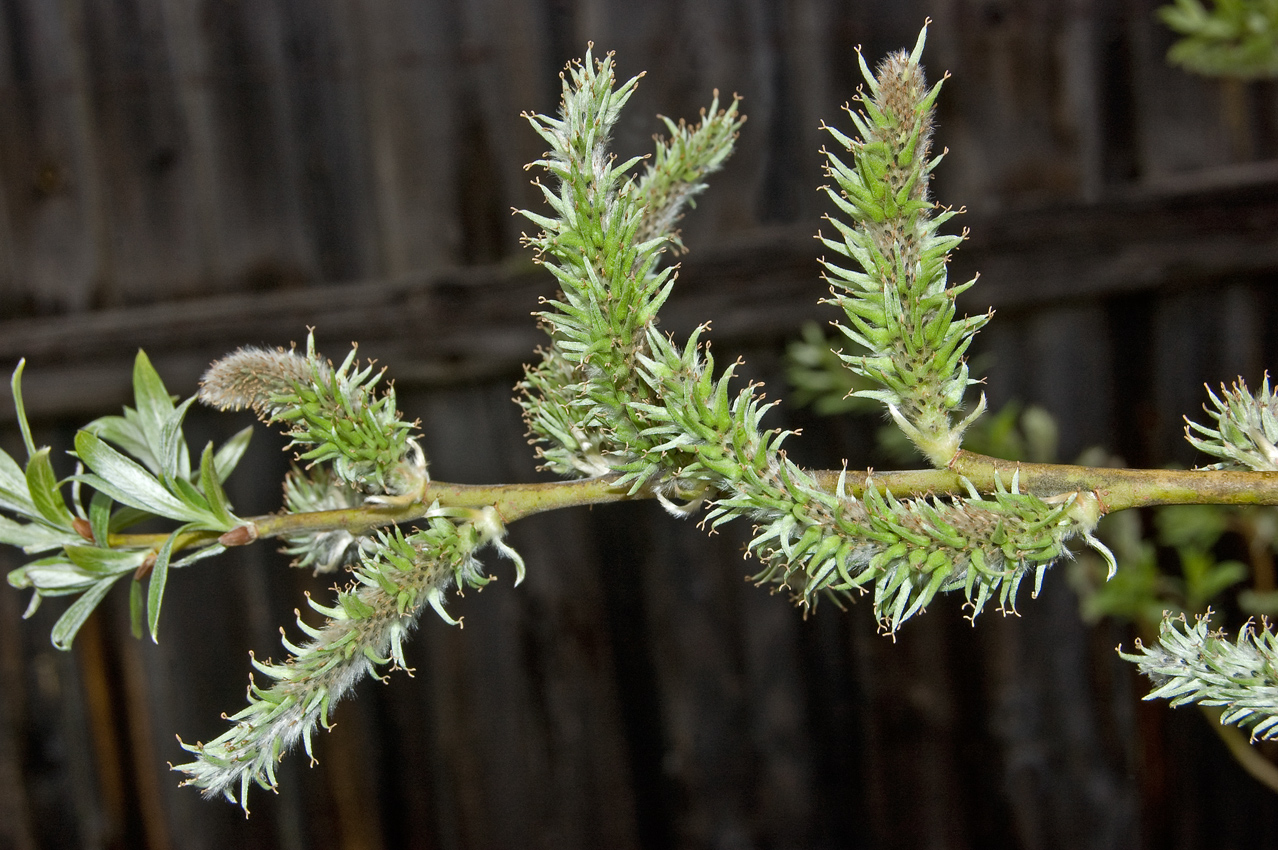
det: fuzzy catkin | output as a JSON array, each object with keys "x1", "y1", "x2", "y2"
[{"x1": 199, "y1": 346, "x2": 328, "y2": 419}]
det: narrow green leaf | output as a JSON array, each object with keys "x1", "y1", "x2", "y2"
[
  {"x1": 129, "y1": 578, "x2": 144, "y2": 639},
  {"x1": 148, "y1": 528, "x2": 181, "y2": 643},
  {"x1": 64, "y1": 545, "x2": 148, "y2": 576},
  {"x1": 171, "y1": 543, "x2": 225, "y2": 569},
  {"x1": 89, "y1": 492, "x2": 112, "y2": 549},
  {"x1": 132, "y1": 350, "x2": 175, "y2": 466},
  {"x1": 108, "y1": 506, "x2": 154, "y2": 533},
  {"x1": 10, "y1": 359, "x2": 36, "y2": 458},
  {"x1": 83, "y1": 413, "x2": 153, "y2": 471},
  {"x1": 170, "y1": 476, "x2": 211, "y2": 516},
  {"x1": 26, "y1": 448, "x2": 75, "y2": 529},
  {"x1": 0, "y1": 515, "x2": 79, "y2": 553},
  {"x1": 9, "y1": 558, "x2": 98, "y2": 593},
  {"x1": 0, "y1": 445, "x2": 36, "y2": 517},
  {"x1": 199, "y1": 443, "x2": 236, "y2": 528},
  {"x1": 51, "y1": 577, "x2": 118, "y2": 650},
  {"x1": 0, "y1": 485, "x2": 37, "y2": 519},
  {"x1": 74, "y1": 431, "x2": 207, "y2": 523},
  {"x1": 160, "y1": 396, "x2": 196, "y2": 482},
  {"x1": 213, "y1": 427, "x2": 253, "y2": 484},
  {"x1": 133, "y1": 350, "x2": 175, "y2": 413}
]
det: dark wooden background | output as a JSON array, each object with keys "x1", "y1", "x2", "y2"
[{"x1": 3, "y1": 0, "x2": 1278, "y2": 848}]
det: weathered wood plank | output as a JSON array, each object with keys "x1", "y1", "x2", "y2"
[
  {"x1": 1152, "y1": 287, "x2": 1246, "y2": 467},
  {"x1": 272, "y1": 0, "x2": 382, "y2": 285},
  {"x1": 5, "y1": 4, "x2": 1278, "y2": 848},
  {"x1": 180, "y1": 0, "x2": 316, "y2": 293},
  {"x1": 969, "y1": 165, "x2": 1278, "y2": 317},
  {"x1": 1026, "y1": 303, "x2": 1114, "y2": 460},
  {"x1": 930, "y1": 0, "x2": 1100, "y2": 208},
  {"x1": 975, "y1": 589, "x2": 1143, "y2": 850},
  {"x1": 76, "y1": 0, "x2": 207, "y2": 305},
  {"x1": 3, "y1": 162, "x2": 1278, "y2": 423},
  {"x1": 0, "y1": 0, "x2": 105, "y2": 313},
  {"x1": 1128, "y1": 0, "x2": 1250, "y2": 179},
  {"x1": 451, "y1": 0, "x2": 561, "y2": 263},
  {"x1": 343, "y1": 0, "x2": 465, "y2": 275},
  {"x1": 0, "y1": 556, "x2": 39, "y2": 850},
  {"x1": 407, "y1": 382, "x2": 640, "y2": 849}
]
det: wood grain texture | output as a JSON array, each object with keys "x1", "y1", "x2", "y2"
[
  {"x1": 4, "y1": 1, "x2": 1278, "y2": 848},
  {"x1": 4, "y1": 165, "x2": 1278, "y2": 422}
]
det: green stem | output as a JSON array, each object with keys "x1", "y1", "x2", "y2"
[
  {"x1": 106, "y1": 528, "x2": 222, "y2": 552},
  {"x1": 814, "y1": 451, "x2": 1278, "y2": 509},
  {"x1": 106, "y1": 455, "x2": 1278, "y2": 553},
  {"x1": 252, "y1": 475, "x2": 641, "y2": 537}
]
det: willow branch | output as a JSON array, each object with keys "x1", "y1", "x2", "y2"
[
  {"x1": 816, "y1": 451, "x2": 1278, "y2": 510},
  {"x1": 101, "y1": 454, "x2": 1278, "y2": 555}
]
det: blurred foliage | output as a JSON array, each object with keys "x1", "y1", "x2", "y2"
[
  {"x1": 1159, "y1": 0, "x2": 1278, "y2": 78},
  {"x1": 785, "y1": 322, "x2": 881, "y2": 417}
]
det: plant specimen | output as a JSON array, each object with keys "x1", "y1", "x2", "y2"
[
  {"x1": 5, "y1": 25, "x2": 1278, "y2": 811},
  {"x1": 1159, "y1": 0, "x2": 1278, "y2": 78}
]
